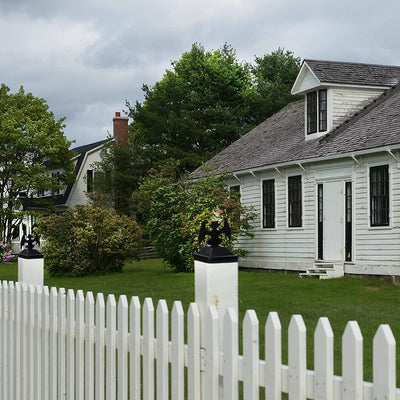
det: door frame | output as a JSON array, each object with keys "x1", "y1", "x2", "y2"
[{"x1": 316, "y1": 180, "x2": 353, "y2": 262}]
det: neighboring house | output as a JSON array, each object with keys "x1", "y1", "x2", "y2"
[
  {"x1": 12, "y1": 112, "x2": 128, "y2": 252},
  {"x1": 191, "y1": 59, "x2": 400, "y2": 277}
]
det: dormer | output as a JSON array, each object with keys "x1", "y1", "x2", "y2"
[{"x1": 291, "y1": 60, "x2": 400, "y2": 140}]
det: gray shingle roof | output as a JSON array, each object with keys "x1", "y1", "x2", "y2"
[
  {"x1": 305, "y1": 59, "x2": 400, "y2": 87},
  {"x1": 191, "y1": 83, "x2": 400, "y2": 178}
]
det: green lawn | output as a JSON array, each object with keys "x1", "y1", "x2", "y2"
[{"x1": 2, "y1": 259, "x2": 400, "y2": 383}]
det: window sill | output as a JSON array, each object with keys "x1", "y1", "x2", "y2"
[{"x1": 305, "y1": 131, "x2": 328, "y2": 141}]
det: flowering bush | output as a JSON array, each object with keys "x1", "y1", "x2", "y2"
[
  {"x1": 0, "y1": 241, "x2": 14, "y2": 263},
  {"x1": 37, "y1": 205, "x2": 143, "y2": 276},
  {"x1": 135, "y1": 165, "x2": 255, "y2": 272}
]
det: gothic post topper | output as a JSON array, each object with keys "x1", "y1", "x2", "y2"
[
  {"x1": 194, "y1": 218, "x2": 238, "y2": 263},
  {"x1": 198, "y1": 218, "x2": 231, "y2": 247}
]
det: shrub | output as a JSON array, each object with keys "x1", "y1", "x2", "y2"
[
  {"x1": 38, "y1": 205, "x2": 142, "y2": 276},
  {"x1": 135, "y1": 165, "x2": 255, "y2": 272},
  {"x1": 0, "y1": 241, "x2": 14, "y2": 263}
]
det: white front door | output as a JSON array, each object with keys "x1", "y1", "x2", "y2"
[{"x1": 323, "y1": 181, "x2": 345, "y2": 261}]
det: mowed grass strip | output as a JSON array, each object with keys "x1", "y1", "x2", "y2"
[{"x1": 2, "y1": 259, "x2": 400, "y2": 383}]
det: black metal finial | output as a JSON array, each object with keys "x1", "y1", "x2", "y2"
[
  {"x1": 198, "y1": 218, "x2": 231, "y2": 247},
  {"x1": 194, "y1": 218, "x2": 237, "y2": 263},
  {"x1": 21, "y1": 233, "x2": 40, "y2": 250},
  {"x1": 19, "y1": 233, "x2": 43, "y2": 259}
]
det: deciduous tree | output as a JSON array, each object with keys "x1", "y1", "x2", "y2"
[{"x1": 0, "y1": 84, "x2": 75, "y2": 242}]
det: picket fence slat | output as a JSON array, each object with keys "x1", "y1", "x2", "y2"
[
  {"x1": 41, "y1": 285, "x2": 50, "y2": 400},
  {"x1": 14, "y1": 282, "x2": 22, "y2": 400},
  {"x1": 205, "y1": 305, "x2": 219, "y2": 400},
  {"x1": 223, "y1": 308, "x2": 238, "y2": 400},
  {"x1": 57, "y1": 287, "x2": 66, "y2": 400},
  {"x1": 66, "y1": 289, "x2": 75, "y2": 400},
  {"x1": 342, "y1": 321, "x2": 363, "y2": 400},
  {"x1": 85, "y1": 291, "x2": 95, "y2": 400},
  {"x1": 95, "y1": 293, "x2": 105, "y2": 400},
  {"x1": 143, "y1": 297, "x2": 154, "y2": 400},
  {"x1": 2, "y1": 281, "x2": 9, "y2": 400},
  {"x1": 243, "y1": 309, "x2": 259, "y2": 400},
  {"x1": 172, "y1": 301, "x2": 185, "y2": 400},
  {"x1": 76, "y1": 290, "x2": 85, "y2": 400},
  {"x1": 314, "y1": 317, "x2": 334, "y2": 400},
  {"x1": 156, "y1": 299, "x2": 169, "y2": 400},
  {"x1": 28, "y1": 285, "x2": 35, "y2": 399},
  {"x1": 129, "y1": 296, "x2": 141, "y2": 400},
  {"x1": 289, "y1": 314, "x2": 307, "y2": 400},
  {"x1": 106, "y1": 294, "x2": 117, "y2": 400},
  {"x1": 118, "y1": 295, "x2": 129, "y2": 400},
  {"x1": 187, "y1": 302, "x2": 201, "y2": 400},
  {"x1": 1, "y1": 281, "x2": 400, "y2": 400},
  {"x1": 265, "y1": 311, "x2": 282, "y2": 400},
  {"x1": 373, "y1": 324, "x2": 396, "y2": 400}
]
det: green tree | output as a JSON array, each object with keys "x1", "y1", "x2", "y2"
[
  {"x1": 129, "y1": 43, "x2": 255, "y2": 173},
  {"x1": 135, "y1": 163, "x2": 255, "y2": 272},
  {"x1": 90, "y1": 135, "x2": 144, "y2": 216},
  {"x1": 251, "y1": 48, "x2": 301, "y2": 124},
  {"x1": 38, "y1": 204, "x2": 143, "y2": 276},
  {"x1": 0, "y1": 84, "x2": 75, "y2": 242}
]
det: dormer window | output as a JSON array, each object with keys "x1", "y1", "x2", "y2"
[{"x1": 306, "y1": 89, "x2": 327, "y2": 134}]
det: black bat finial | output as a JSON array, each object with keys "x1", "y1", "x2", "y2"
[{"x1": 198, "y1": 218, "x2": 231, "y2": 247}]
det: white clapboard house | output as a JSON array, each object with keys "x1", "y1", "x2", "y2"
[
  {"x1": 12, "y1": 112, "x2": 128, "y2": 252},
  {"x1": 192, "y1": 59, "x2": 400, "y2": 278}
]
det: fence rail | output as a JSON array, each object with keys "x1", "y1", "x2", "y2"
[{"x1": 0, "y1": 280, "x2": 399, "y2": 400}]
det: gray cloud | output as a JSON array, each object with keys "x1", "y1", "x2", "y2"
[{"x1": 0, "y1": 0, "x2": 399, "y2": 146}]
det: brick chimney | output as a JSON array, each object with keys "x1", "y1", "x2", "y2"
[{"x1": 113, "y1": 111, "x2": 129, "y2": 145}]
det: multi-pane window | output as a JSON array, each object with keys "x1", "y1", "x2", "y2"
[
  {"x1": 288, "y1": 175, "x2": 302, "y2": 227},
  {"x1": 306, "y1": 89, "x2": 327, "y2": 134},
  {"x1": 262, "y1": 179, "x2": 275, "y2": 228},
  {"x1": 87, "y1": 170, "x2": 94, "y2": 193},
  {"x1": 306, "y1": 91, "x2": 317, "y2": 134},
  {"x1": 319, "y1": 89, "x2": 327, "y2": 131},
  {"x1": 370, "y1": 165, "x2": 389, "y2": 226}
]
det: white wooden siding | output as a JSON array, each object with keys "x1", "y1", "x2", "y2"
[
  {"x1": 234, "y1": 152, "x2": 400, "y2": 275},
  {"x1": 331, "y1": 87, "x2": 384, "y2": 129}
]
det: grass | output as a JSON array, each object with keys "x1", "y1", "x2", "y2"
[{"x1": 2, "y1": 259, "x2": 400, "y2": 384}]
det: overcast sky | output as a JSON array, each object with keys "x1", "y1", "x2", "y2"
[{"x1": 1, "y1": 0, "x2": 399, "y2": 147}]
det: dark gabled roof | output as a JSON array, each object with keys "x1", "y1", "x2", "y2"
[
  {"x1": 191, "y1": 83, "x2": 400, "y2": 178},
  {"x1": 72, "y1": 139, "x2": 107, "y2": 156},
  {"x1": 33, "y1": 139, "x2": 108, "y2": 208},
  {"x1": 305, "y1": 59, "x2": 400, "y2": 87}
]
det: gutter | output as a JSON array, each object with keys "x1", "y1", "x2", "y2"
[{"x1": 229, "y1": 144, "x2": 400, "y2": 177}]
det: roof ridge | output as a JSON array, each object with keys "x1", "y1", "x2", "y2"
[{"x1": 304, "y1": 59, "x2": 400, "y2": 69}]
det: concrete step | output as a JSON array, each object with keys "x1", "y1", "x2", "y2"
[{"x1": 299, "y1": 263, "x2": 344, "y2": 280}]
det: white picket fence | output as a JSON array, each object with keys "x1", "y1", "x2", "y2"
[{"x1": 0, "y1": 280, "x2": 399, "y2": 400}]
